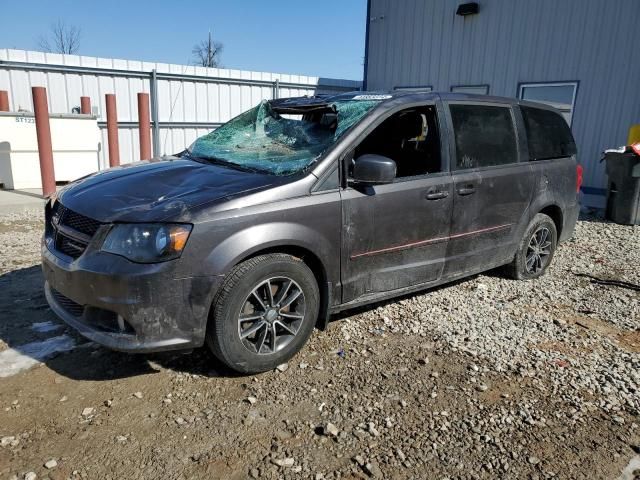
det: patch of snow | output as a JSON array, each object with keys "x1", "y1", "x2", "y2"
[
  {"x1": 31, "y1": 321, "x2": 63, "y2": 333},
  {"x1": 617, "y1": 455, "x2": 640, "y2": 480},
  {"x1": 0, "y1": 335, "x2": 76, "y2": 378}
]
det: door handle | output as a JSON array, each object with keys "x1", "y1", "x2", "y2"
[
  {"x1": 425, "y1": 190, "x2": 449, "y2": 200},
  {"x1": 457, "y1": 185, "x2": 476, "y2": 196}
]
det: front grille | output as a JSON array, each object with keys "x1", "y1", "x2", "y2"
[
  {"x1": 60, "y1": 208, "x2": 101, "y2": 237},
  {"x1": 51, "y1": 288, "x2": 84, "y2": 317},
  {"x1": 56, "y1": 235, "x2": 87, "y2": 258},
  {"x1": 48, "y1": 201, "x2": 102, "y2": 259}
]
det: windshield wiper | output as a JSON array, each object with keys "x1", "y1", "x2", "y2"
[{"x1": 181, "y1": 150, "x2": 268, "y2": 174}]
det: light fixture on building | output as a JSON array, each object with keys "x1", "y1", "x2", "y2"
[{"x1": 456, "y1": 2, "x2": 479, "y2": 16}]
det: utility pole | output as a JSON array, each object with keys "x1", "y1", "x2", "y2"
[{"x1": 208, "y1": 31, "x2": 213, "y2": 67}]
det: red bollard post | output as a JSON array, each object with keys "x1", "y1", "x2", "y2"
[
  {"x1": 137, "y1": 92, "x2": 152, "y2": 160},
  {"x1": 105, "y1": 94, "x2": 120, "y2": 167},
  {"x1": 0, "y1": 91, "x2": 9, "y2": 111},
  {"x1": 80, "y1": 96, "x2": 91, "y2": 115},
  {"x1": 31, "y1": 87, "x2": 56, "y2": 197}
]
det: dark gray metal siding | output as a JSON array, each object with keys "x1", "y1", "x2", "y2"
[{"x1": 365, "y1": 0, "x2": 640, "y2": 202}]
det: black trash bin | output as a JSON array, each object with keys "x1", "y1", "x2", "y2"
[{"x1": 604, "y1": 148, "x2": 640, "y2": 225}]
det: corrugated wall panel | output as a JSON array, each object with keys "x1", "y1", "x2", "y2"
[
  {"x1": 366, "y1": 0, "x2": 640, "y2": 204},
  {"x1": 0, "y1": 49, "x2": 361, "y2": 166}
]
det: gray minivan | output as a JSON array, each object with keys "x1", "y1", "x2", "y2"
[{"x1": 42, "y1": 91, "x2": 581, "y2": 373}]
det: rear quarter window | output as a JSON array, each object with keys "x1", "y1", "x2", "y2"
[
  {"x1": 449, "y1": 104, "x2": 518, "y2": 169},
  {"x1": 520, "y1": 106, "x2": 577, "y2": 161}
]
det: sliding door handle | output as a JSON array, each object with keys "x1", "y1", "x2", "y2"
[
  {"x1": 457, "y1": 185, "x2": 476, "y2": 196},
  {"x1": 425, "y1": 190, "x2": 449, "y2": 200}
]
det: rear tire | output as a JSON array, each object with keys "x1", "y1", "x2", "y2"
[
  {"x1": 505, "y1": 213, "x2": 557, "y2": 280},
  {"x1": 206, "y1": 254, "x2": 319, "y2": 374}
]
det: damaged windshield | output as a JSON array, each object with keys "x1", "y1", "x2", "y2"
[{"x1": 188, "y1": 97, "x2": 380, "y2": 175}]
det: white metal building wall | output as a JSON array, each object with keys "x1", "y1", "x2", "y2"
[
  {"x1": 0, "y1": 49, "x2": 361, "y2": 168},
  {"x1": 364, "y1": 0, "x2": 640, "y2": 205}
]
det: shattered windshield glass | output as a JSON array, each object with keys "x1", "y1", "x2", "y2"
[{"x1": 189, "y1": 98, "x2": 380, "y2": 175}]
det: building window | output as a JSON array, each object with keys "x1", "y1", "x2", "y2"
[
  {"x1": 518, "y1": 82, "x2": 578, "y2": 125},
  {"x1": 449, "y1": 104, "x2": 518, "y2": 169},
  {"x1": 450, "y1": 85, "x2": 489, "y2": 95},
  {"x1": 393, "y1": 86, "x2": 433, "y2": 92}
]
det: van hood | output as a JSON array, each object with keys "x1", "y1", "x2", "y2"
[{"x1": 56, "y1": 159, "x2": 279, "y2": 223}]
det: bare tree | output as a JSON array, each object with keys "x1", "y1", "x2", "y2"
[
  {"x1": 192, "y1": 31, "x2": 223, "y2": 67},
  {"x1": 38, "y1": 20, "x2": 81, "y2": 54}
]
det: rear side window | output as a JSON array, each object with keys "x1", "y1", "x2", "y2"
[
  {"x1": 520, "y1": 106, "x2": 577, "y2": 161},
  {"x1": 449, "y1": 104, "x2": 518, "y2": 169}
]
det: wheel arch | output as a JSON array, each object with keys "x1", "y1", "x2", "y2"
[
  {"x1": 203, "y1": 223, "x2": 336, "y2": 332},
  {"x1": 240, "y1": 244, "x2": 331, "y2": 330},
  {"x1": 538, "y1": 204, "x2": 563, "y2": 239}
]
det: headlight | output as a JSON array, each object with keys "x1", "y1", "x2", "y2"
[{"x1": 101, "y1": 224, "x2": 192, "y2": 263}]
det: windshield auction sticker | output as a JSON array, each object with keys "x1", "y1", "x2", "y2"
[{"x1": 352, "y1": 94, "x2": 392, "y2": 100}]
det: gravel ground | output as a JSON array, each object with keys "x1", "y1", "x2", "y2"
[{"x1": 0, "y1": 209, "x2": 638, "y2": 480}]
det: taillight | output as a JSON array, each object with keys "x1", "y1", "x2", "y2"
[
  {"x1": 576, "y1": 164, "x2": 583, "y2": 193},
  {"x1": 632, "y1": 142, "x2": 640, "y2": 156}
]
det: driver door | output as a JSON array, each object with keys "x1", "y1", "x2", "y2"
[{"x1": 340, "y1": 103, "x2": 454, "y2": 303}]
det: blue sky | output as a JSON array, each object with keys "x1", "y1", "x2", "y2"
[{"x1": 0, "y1": 0, "x2": 367, "y2": 80}]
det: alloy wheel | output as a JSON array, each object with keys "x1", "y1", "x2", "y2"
[
  {"x1": 525, "y1": 226, "x2": 552, "y2": 274},
  {"x1": 237, "y1": 277, "x2": 306, "y2": 355}
]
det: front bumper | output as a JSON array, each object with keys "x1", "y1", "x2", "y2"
[{"x1": 42, "y1": 244, "x2": 222, "y2": 353}]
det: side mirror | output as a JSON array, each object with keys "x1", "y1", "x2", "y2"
[{"x1": 352, "y1": 154, "x2": 396, "y2": 185}]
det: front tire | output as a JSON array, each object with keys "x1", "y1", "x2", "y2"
[
  {"x1": 505, "y1": 213, "x2": 558, "y2": 280},
  {"x1": 206, "y1": 254, "x2": 319, "y2": 374}
]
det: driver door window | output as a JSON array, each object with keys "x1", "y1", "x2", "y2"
[{"x1": 354, "y1": 105, "x2": 442, "y2": 179}]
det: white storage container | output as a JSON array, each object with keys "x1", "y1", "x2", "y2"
[{"x1": 0, "y1": 112, "x2": 100, "y2": 190}]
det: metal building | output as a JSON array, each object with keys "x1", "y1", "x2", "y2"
[{"x1": 363, "y1": 0, "x2": 640, "y2": 207}]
